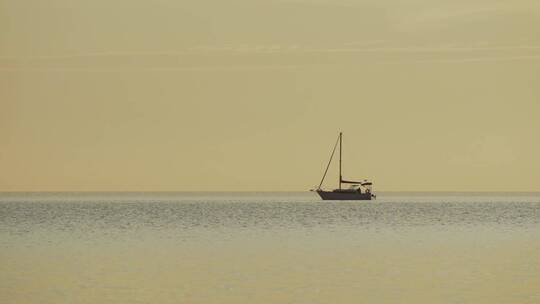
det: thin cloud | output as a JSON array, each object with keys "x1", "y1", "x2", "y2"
[
  {"x1": 2, "y1": 44, "x2": 540, "y2": 71},
  {"x1": 381, "y1": 54, "x2": 540, "y2": 65},
  {"x1": 2, "y1": 55, "x2": 540, "y2": 72},
  {"x1": 0, "y1": 65, "x2": 314, "y2": 72},
  {"x1": 2, "y1": 44, "x2": 540, "y2": 60}
]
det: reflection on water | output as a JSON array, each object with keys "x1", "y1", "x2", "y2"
[{"x1": 1, "y1": 192, "x2": 540, "y2": 304}]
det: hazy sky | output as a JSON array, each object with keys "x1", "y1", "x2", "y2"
[{"x1": 1, "y1": 0, "x2": 540, "y2": 191}]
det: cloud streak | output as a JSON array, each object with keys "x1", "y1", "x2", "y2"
[
  {"x1": 2, "y1": 43, "x2": 540, "y2": 60},
  {"x1": 2, "y1": 43, "x2": 540, "y2": 71},
  {"x1": 2, "y1": 55, "x2": 540, "y2": 72}
]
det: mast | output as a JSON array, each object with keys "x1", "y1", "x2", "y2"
[
  {"x1": 339, "y1": 132, "x2": 342, "y2": 190},
  {"x1": 317, "y1": 133, "x2": 340, "y2": 190}
]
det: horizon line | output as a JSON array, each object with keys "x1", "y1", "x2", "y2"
[{"x1": 2, "y1": 190, "x2": 540, "y2": 194}]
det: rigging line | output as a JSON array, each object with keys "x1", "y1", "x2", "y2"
[{"x1": 318, "y1": 134, "x2": 340, "y2": 190}]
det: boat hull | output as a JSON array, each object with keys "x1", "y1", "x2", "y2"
[{"x1": 316, "y1": 190, "x2": 373, "y2": 201}]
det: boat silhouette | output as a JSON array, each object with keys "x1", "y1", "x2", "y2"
[{"x1": 312, "y1": 132, "x2": 375, "y2": 200}]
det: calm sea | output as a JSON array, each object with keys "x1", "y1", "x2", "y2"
[{"x1": 1, "y1": 192, "x2": 540, "y2": 304}]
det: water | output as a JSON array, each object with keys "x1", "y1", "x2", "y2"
[{"x1": 1, "y1": 192, "x2": 540, "y2": 303}]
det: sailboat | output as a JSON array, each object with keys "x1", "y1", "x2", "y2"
[{"x1": 313, "y1": 132, "x2": 375, "y2": 200}]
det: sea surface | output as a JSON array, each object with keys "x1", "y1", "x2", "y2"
[{"x1": 1, "y1": 192, "x2": 539, "y2": 304}]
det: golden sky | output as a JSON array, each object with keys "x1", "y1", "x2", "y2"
[{"x1": 1, "y1": 0, "x2": 540, "y2": 191}]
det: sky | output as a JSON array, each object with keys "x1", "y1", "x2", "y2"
[{"x1": 1, "y1": 0, "x2": 540, "y2": 191}]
